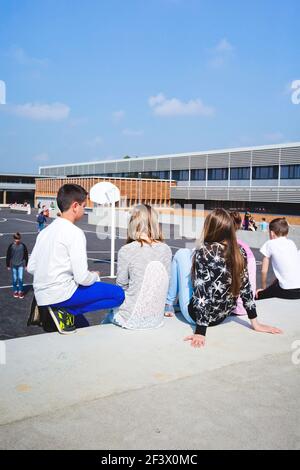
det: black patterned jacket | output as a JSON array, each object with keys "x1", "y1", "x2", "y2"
[{"x1": 188, "y1": 242, "x2": 257, "y2": 336}]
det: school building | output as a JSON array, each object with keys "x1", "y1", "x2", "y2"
[
  {"x1": 0, "y1": 173, "x2": 43, "y2": 206},
  {"x1": 37, "y1": 142, "x2": 300, "y2": 214}
]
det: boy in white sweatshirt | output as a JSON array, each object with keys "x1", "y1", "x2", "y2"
[
  {"x1": 28, "y1": 184, "x2": 124, "y2": 334},
  {"x1": 256, "y1": 217, "x2": 300, "y2": 300}
]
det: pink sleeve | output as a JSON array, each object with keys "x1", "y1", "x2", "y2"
[
  {"x1": 235, "y1": 240, "x2": 256, "y2": 315},
  {"x1": 237, "y1": 239, "x2": 255, "y2": 259}
]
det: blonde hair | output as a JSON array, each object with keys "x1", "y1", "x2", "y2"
[{"x1": 127, "y1": 204, "x2": 163, "y2": 246}]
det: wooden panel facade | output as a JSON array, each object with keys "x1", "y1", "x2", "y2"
[{"x1": 35, "y1": 177, "x2": 176, "y2": 207}]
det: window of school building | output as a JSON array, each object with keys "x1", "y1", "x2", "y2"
[
  {"x1": 280, "y1": 164, "x2": 300, "y2": 179},
  {"x1": 230, "y1": 167, "x2": 250, "y2": 180},
  {"x1": 252, "y1": 166, "x2": 279, "y2": 180},
  {"x1": 208, "y1": 168, "x2": 228, "y2": 180},
  {"x1": 191, "y1": 169, "x2": 206, "y2": 180}
]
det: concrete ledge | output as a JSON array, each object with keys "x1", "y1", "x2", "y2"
[
  {"x1": 9, "y1": 205, "x2": 31, "y2": 214},
  {"x1": 1, "y1": 298, "x2": 300, "y2": 430},
  {"x1": 237, "y1": 227, "x2": 300, "y2": 249}
]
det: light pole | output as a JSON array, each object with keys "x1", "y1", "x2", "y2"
[{"x1": 138, "y1": 172, "x2": 142, "y2": 204}]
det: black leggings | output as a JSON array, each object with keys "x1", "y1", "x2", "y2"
[{"x1": 257, "y1": 280, "x2": 300, "y2": 300}]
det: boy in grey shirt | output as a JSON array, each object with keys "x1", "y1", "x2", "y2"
[{"x1": 6, "y1": 232, "x2": 28, "y2": 298}]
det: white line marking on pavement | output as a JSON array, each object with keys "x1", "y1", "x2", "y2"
[
  {"x1": 0, "y1": 232, "x2": 37, "y2": 236},
  {"x1": 0, "y1": 218, "x2": 7, "y2": 222},
  {"x1": 14, "y1": 218, "x2": 37, "y2": 224},
  {"x1": 0, "y1": 283, "x2": 32, "y2": 290}
]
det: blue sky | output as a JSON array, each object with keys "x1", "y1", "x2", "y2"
[{"x1": 0, "y1": 0, "x2": 299, "y2": 173}]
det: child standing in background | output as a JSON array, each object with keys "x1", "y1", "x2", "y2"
[
  {"x1": 6, "y1": 232, "x2": 28, "y2": 299},
  {"x1": 37, "y1": 210, "x2": 47, "y2": 232}
]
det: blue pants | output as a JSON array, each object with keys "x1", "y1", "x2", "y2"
[
  {"x1": 51, "y1": 282, "x2": 125, "y2": 316},
  {"x1": 166, "y1": 248, "x2": 195, "y2": 325},
  {"x1": 12, "y1": 266, "x2": 24, "y2": 293}
]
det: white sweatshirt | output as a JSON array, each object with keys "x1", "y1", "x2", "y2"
[{"x1": 27, "y1": 217, "x2": 99, "y2": 306}]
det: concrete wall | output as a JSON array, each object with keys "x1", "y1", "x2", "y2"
[
  {"x1": 88, "y1": 207, "x2": 300, "y2": 248},
  {"x1": 89, "y1": 207, "x2": 204, "y2": 241}
]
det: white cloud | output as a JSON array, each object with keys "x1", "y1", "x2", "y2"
[
  {"x1": 148, "y1": 93, "x2": 215, "y2": 117},
  {"x1": 148, "y1": 93, "x2": 165, "y2": 107},
  {"x1": 214, "y1": 38, "x2": 234, "y2": 53},
  {"x1": 33, "y1": 153, "x2": 49, "y2": 162},
  {"x1": 122, "y1": 128, "x2": 144, "y2": 136},
  {"x1": 208, "y1": 38, "x2": 234, "y2": 68},
  {"x1": 87, "y1": 136, "x2": 103, "y2": 147},
  {"x1": 9, "y1": 46, "x2": 49, "y2": 67},
  {"x1": 7, "y1": 102, "x2": 70, "y2": 121},
  {"x1": 112, "y1": 110, "x2": 125, "y2": 123}
]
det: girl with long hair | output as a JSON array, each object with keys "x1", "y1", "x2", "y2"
[
  {"x1": 108, "y1": 204, "x2": 172, "y2": 329},
  {"x1": 165, "y1": 209, "x2": 282, "y2": 348}
]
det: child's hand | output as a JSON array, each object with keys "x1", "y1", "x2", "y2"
[
  {"x1": 251, "y1": 319, "x2": 283, "y2": 335},
  {"x1": 184, "y1": 334, "x2": 206, "y2": 348},
  {"x1": 91, "y1": 270, "x2": 100, "y2": 277},
  {"x1": 255, "y1": 288, "x2": 263, "y2": 299}
]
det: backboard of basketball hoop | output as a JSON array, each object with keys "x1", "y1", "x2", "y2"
[{"x1": 90, "y1": 182, "x2": 120, "y2": 205}]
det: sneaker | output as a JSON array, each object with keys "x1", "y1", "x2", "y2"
[
  {"x1": 18, "y1": 292, "x2": 25, "y2": 299},
  {"x1": 13, "y1": 292, "x2": 19, "y2": 298},
  {"x1": 47, "y1": 306, "x2": 77, "y2": 335}
]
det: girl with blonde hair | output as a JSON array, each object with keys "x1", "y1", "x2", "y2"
[{"x1": 108, "y1": 204, "x2": 172, "y2": 329}]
